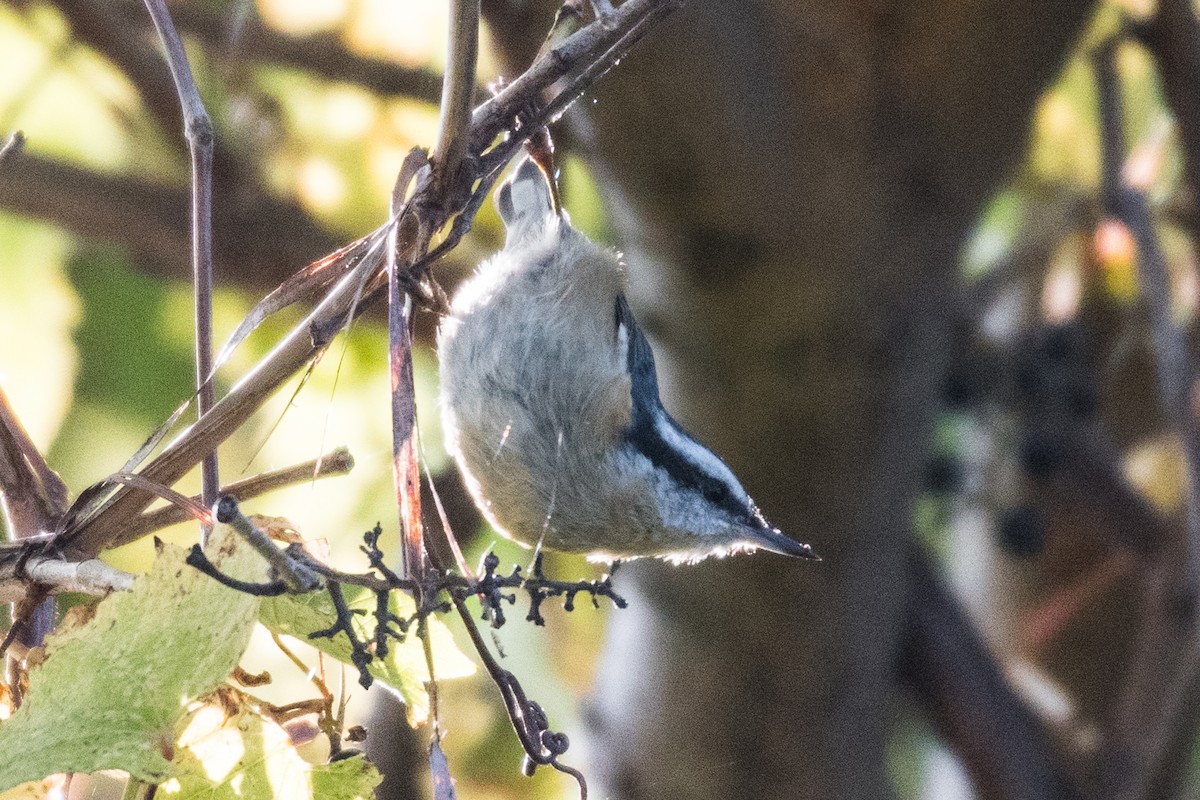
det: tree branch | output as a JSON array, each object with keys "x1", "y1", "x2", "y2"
[
  {"x1": 900, "y1": 544, "x2": 1083, "y2": 800},
  {"x1": 431, "y1": 0, "x2": 480, "y2": 208},
  {"x1": 107, "y1": 0, "x2": 450, "y2": 105}
]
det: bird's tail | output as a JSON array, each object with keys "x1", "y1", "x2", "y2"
[{"x1": 496, "y1": 157, "x2": 558, "y2": 246}]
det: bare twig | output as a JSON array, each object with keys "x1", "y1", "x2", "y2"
[
  {"x1": 185, "y1": 546, "x2": 288, "y2": 596},
  {"x1": 58, "y1": 227, "x2": 392, "y2": 558},
  {"x1": 422, "y1": 538, "x2": 589, "y2": 796},
  {"x1": 470, "y1": 0, "x2": 682, "y2": 151},
  {"x1": 386, "y1": 155, "x2": 431, "y2": 583},
  {"x1": 214, "y1": 495, "x2": 321, "y2": 593},
  {"x1": 142, "y1": 0, "x2": 219, "y2": 540},
  {"x1": 0, "y1": 556, "x2": 134, "y2": 603},
  {"x1": 121, "y1": 447, "x2": 353, "y2": 543}
]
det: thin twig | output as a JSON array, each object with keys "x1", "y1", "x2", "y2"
[
  {"x1": 59, "y1": 227, "x2": 393, "y2": 558},
  {"x1": 386, "y1": 156, "x2": 430, "y2": 582},
  {"x1": 141, "y1": 0, "x2": 219, "y2": 541},
  {"x1": 122, "y1": 447, "x2": 353, "y2": 542},
  {"x1": 470, "y1": 0, "x2": 682, "y2": 150},
  {"x1": 214, "y1": 496, "x2": 321, "y2": 592},
  {"x1": 424, "y1": 541, "x2": 587, "y2": 797},
  {"x1": 184, "y1": 546, "x2": 288, "y2": 596}
]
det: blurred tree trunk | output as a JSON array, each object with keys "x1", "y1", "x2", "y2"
[{"x1": 486, "y1": 1, "x2": 1095, "y2": 797}]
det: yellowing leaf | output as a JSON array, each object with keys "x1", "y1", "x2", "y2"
[
  {"x1": 0, "y1": 528, "x2": 263, "y2": 790},
  {"x1": 165, "y1": 708, "x2": 381, "y2": 800},
  {"x1": 0, "y1": 775, "x2": 65, "y2": 800}
]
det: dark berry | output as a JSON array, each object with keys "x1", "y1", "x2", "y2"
[
  {"x1": 1066, "y1": 385, "x2": 1099, "y2": 418},
  {"x1": 943, "y1": 368, "x2": 979, "y2": 408},
  {"x1": 1019, "y1": 434, "x2": 1063, "y2": 478},
  {"x1": 924, "y1": 454, "x2": 963, "y2": 494},
  {"x1": 997, "y1": 505, "x2": 1046, "y2": 557},
  {"x1": 1040, "y1": 324, "x2": 1077, "y2": 361}
]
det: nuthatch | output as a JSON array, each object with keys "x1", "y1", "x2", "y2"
[{"x1": 438, "y1": 158, "x2": 816, "y2": 564}]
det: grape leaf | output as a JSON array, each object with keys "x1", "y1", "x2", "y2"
[{"x1": 0, "y1": 528, "x2": 263, "y2": 790}]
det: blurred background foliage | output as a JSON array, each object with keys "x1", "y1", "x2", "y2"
[{"x1": 0, "y1": 0, "x2": 1196, "y2": 797}]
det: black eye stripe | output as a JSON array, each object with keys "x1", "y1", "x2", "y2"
[
  {"x1": 627, "y1": 417, "x2": 756, "y2": 522},
  {"x1": 614, "y1": 295, "x2": 756, "y2": 524}
]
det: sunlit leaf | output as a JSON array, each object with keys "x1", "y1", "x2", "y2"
[
  {"x1": 0, "y1": 528, "x2": 263, "y2": 790},
  {"x1": 311, "y1": 754, "x2": 384, "y2": 800},
  {"x1": 166, "y1": 707, "x2": 381, "y2": 800},
  {"x1": 1125, "y1": 435, "x2": 1185, "y2": 513}
]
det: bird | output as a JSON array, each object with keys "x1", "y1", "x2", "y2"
[{"x1": 437, "y1": 157, "x2": 817, "y2": 564}]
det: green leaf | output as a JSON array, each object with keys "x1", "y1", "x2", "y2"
[
  {"x1": 259, "y1": 585, "x2": 474, "y2": 724},
  {"x1": 311, "y1": 754, "x2": 385, "y2": 800},
  {"x1": 167, "y1": 708, "x2": 381, "y2": 800},
  {"x1": 0, "y1": 528, "x2": 263, "y2": 791}
]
